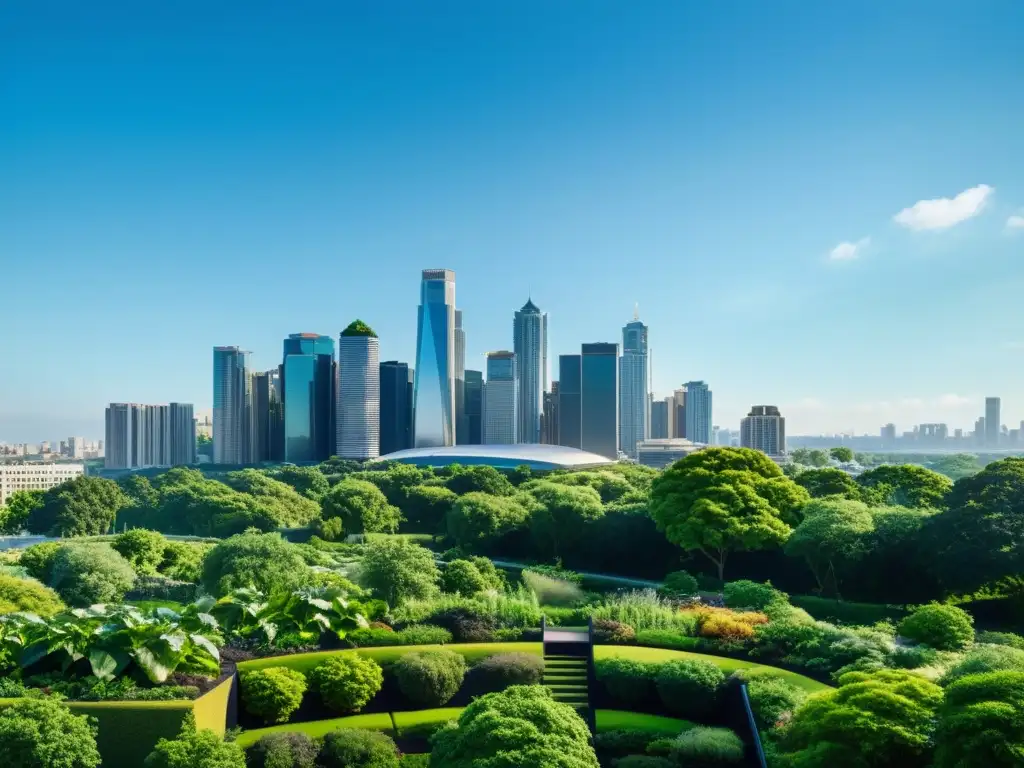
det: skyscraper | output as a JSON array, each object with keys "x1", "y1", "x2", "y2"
[
  {"x1": 282, "y1": 333, "x2": 335, "y2": 463},
  {"x1": 582, "y1": 342, "x2": 619, "y2": 459},
  {"x1": 683, "y1": 381, "x2": 712, "y2": 445},
  {"x1": 513, "y1": 299, "x2": 547, "y2": 444},
  {"x1": 337, "y1": 321, "x2": 380, "y2": 460},
  {"x1": 168, "y1": 403, "x2": 197, "y2": 466},
  {"x1": 105, "y1": 402, "x2": 195, "y2": 469},
  {"x1": 483, "y1": 351, "x2": 518, "y2": 444},
  {"x1": 414, "y1": 269, "x2": 457, "y2": 447},
  {"x1": 618, "y1": 313, "x2": 648, "y2": 456},
  {"x1": 454, "y1": 310, "x2": 467, "y2": 444},
  {"x1": 985, "y1": 397, "x2": 1001, "y2": 447},
  {"x1": 380, "y1": 361, "x2": 414, "y2": 455},
  {"x1": 464, "y1": 370, "x2": 483, "y2": 444},
  {"x1": 541, "y1": 382, "x2": 559, "y2": 444},
  {"x1": 251, "y1": 370, "x2": 283, "y2": 462},
  {"x1": 741, "y1": 405, "x2": 786, "y2": 456},
  {"x1": 213, "y1": 346, "x2": 252, "y2": 464},
  {"x1": 671, "y1": 388, "x2": 687, "y2": 438},
  {"x1": 557, "y1": 355, "x2": 582, "y2": 449},
  {"x1": 650, "y1": 399, "x2": 668, "y2": 439}
]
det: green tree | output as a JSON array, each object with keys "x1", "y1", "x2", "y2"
[
  {"x1": 446, "y1": 492, "x2": 530, "y2": 549},
  {"x1": 445, "y1": 465, "x2": 515, "y2": 497},
  {"x1": 789, "y1": 448, "x2": 812, "y2": 466},
  {"x1": 927, "y1": 454, "x2": 983, "y2": 481},
  {"x1": 0, "y1": 698, "x2": 101, "y2": 768},
  {"x1": 321, "y1": 479, "x2": 401, "y2": 535},
  {"x1": 144, "y1": 716, "x2": 245, "y2": 768},
  {"x1": 830, "y1": 447, "x2": 854, "y2": 463},
  {"x1": 430, "y1": 685, "x2": 599, "y2": 768},
  {"x1": 223, "y1": 469, "x2": 321, "y2": 528},
  {"x1": 548, "y1": 471, "x2": 632, "y2": 503},
  {"x1": 852, "y1": 505, "x2": 934, "y2": 603},
  {"x1": 776, "y1": 669, "x2": 943, "y2": 768},
  {"x1": 807, "y1": 449, "x2": 830, "y2": 467},
  {"x1": 441, "y1": 559, "x2": 488, "y2": 595},
  {"x1": 201, "y1": 531, "x2": 310, "y2": 597},
  {"x1": 271, "y1": 465, "x2": 330, "y2": 501},
  {"x1": 357, "y1": 538, "x2": 439, "y2": 607},
  {"x1": 934, "y1": 671, "x2": 1024, "y2": 768},
  {"x1": 526, "y1": 481, "x2": 604, "y2": 559},
  {"x1": 649, "y1": 447, "x2": 808, "y2": 580},
  {"x1": 111, "y1": 528, "x2": 167, "y2": 573},
  {"x1": 784, "y1": 498, "x2": 875, "y2": 596},
  {"x1": 402, "y1": 485, "x2": 457, "y2": 534},
  {"x1": 795, "y1": 468, "x2": 861, "y2": 500},
  {"x1": 27, "y1": 476, "x2": 129, "y2": 536},
  {"x1": 17, "y1": 542, "x2": 62, "y2": 582},
  {"x1": 0, "y1": 490, "x2": 44, "y2": 534},
  {"x1": 118, "y1": 475, "x2": 160, "y2": 508},
  {"x1": 49, "y1": 543, "x2": 137, "y2": 606},
  {"x1": 349, "y1": 463, "x2": 429, "y2": 506},
  {"x1": 856, "y1": 464, "x2": 952, "y2": 509}
]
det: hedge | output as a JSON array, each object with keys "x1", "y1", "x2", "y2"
[{"x1": 790, "y1": 595, "x2": 907, "y2": 625}]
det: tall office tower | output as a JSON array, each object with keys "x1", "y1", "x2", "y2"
[
  {"x1": 541, "y1": 382, "x2": 559, "y2": 444},
  {"x1": 168, "y1": 403, "x2": 196, "y2": 465},
  {"x1": 380, "y1": 361, "x2": 414, "y2": 455},
  {"x1": 281, "y1": 333, "x2": 335, "y2": 462},
  {"x1": 464, "y1": 370, "x2": 483, "y2": 444},
  {"x1": 740, "y1": 405, "x2": 786, "y2": 456},
  {"x1": 985, "y1": 397, "x2": 1001, "y2": 446},
  {"x1": 557, "y1": 355, "x2": 582, "y2": 449},
  {"x1": 213, "y1": 346, "x2": 253, "y2": 464},
  {"x1": 618, "y1": 313, "x2": 648, "y2": 456},
  {"x1": 671, "y1": 388, "x2": 687, "y2": 438},
  {"x1": 414, "y1": 269, "x2": 457, "y2": 447},
  {"x1": 67, "y1": 436, "x2": 85, "y2": 459},
  {"x1": 650, "y1": 399, "x2": 669, "y2": 439},
  {"x1": 974, "y1": 417, "x2": 986, "y2": 446},
  {"x1": 513, "y1": 299, "x2": 547, "y2": 444},
  {"x1": 683, "y1": 381, "x2": 712, "y2": 445},
  {"x1": 582, "y1": 342, "x2": 619, "y2": 459},
  {"x1": 337, "y1": 321, "x2": 381, "y2": 460},
  {"x1": 483, "y1": 352, "x2": 518, "y2": 444},
  {"x1": 105, "y1": 403, "x2": 133, "y2": 469},
  {"x1": 454, "y1": 310, "x2": 467, "y2": 443},
  {"x1": 881, "y1": 423, "x2": 897, "y2": 447},
  {"x1": 252, "y1": 369, "x2": 283, "y2": 462}
]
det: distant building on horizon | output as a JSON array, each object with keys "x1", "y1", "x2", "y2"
[
  {"x1": 618, "y1": 313, "x2": 648, "y2": 457},
  {"x1": 1, "y1": 463, "x2": 85, "y2": 506},
  {"x1": 337, "y1": 321, "x2": 380, "y2": 460},
  {"x1": 513, "y1": 298, "x2": 547, "y2": 444},
  {"x1": 464, "y1": 369, "x2": 483, "y2": 445},
  {"x1": 985, "y1": 397, "x2": 1001, "y2": 447},
  {"x1": 282, "y1": 333, "x2": 335, "y2": 463},
  {"x1": 582, "y1": 342, "x2": 619, "y2": 459},
  {"x1": 741, "y1": 405, "x2": 786, "y2": 456},
  {"x1": 636, "y1": 438, "x2": 704, "y2": 469},
  {"x1": 483, "y1": 351, "x2": 518, "y2": 445},
  {"x1": 380, "y1": 361, "x2": 414, "y2": 456},
  {"x1": 683, "y1": 381, "x2": 712, "y2": 445},
  {"x1": 650, "y1": 399, "x2": 669, "y2": 439},
  {"x1": 105, "y1": 402, "x2": 195, "y2": 469},
  {"x1": 213, "y1": 346, "x2": 252, "y2": 464},
  {"x1": 414, "y1": 269, "x2": 457, "y2": 447}
]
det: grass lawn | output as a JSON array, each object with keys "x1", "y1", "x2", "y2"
[{"x1": 595, "y1": 710, "x2": 694, "y2": 734}]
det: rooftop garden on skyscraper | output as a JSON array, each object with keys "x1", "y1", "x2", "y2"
[{"x1": 341, "y1": 319, "x2": 378, "y2": 338}]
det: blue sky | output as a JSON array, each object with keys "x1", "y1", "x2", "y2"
[{"x1": 2, "y1": 1, "x2": 1023, "y2": 442}]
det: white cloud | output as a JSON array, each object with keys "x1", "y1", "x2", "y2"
[
  {"x1": 828, "y1": 237, "x2": 870, "y2": 261},
  {"x1": 893, "y1": 184, "x2": 993, "y2": 231},
  {"x1": 1007, "y1": 214, "x2": 1024, "y2": 231},
  {"x1": 935, "y1": 393, "x2": 973, "y2": 408}
]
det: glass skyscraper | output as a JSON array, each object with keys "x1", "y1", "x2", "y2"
[
  {"x1": 454, "y1": 310, "x2": 467, "y2": 444},
  {"x1": 513, "y1": 299, "x2": 547, "y2": 444},
  {"x1": 557, "y1": 354, "x2": 582, "y2": 449},
  {"x1": 251, "y1": 369, "x2": 283, "y2": 462},
  {"x1": 582, "y1": 342, "x2": 619, "y2": 459},
  {"x1": 413, "y1": 269, "x2": 456, "y2": 447},
  {"x1": 618, "y1": 314, "x2": 648, "y2": 456},
  {"x1": 683, "y1": 380, "x2": 713, "y2": 445},
  {"x1": 337, "y1": 321, "x2": 380, "y2": 460},
  {"x1": 380, "y1": 361, "x2": 414, "y2": 456},
  {"x1": 464, "y1": 369, "x2": 483, "y2": 445},
  {"x1": 483, "y1": 351, "x2": 518, "y2": 445},
  {"x1": 213, "y1": 346, "x2": 252, "y2": 464},
  {"x1": 282, "y1": 333, "x2": 335, "y2": 463}
]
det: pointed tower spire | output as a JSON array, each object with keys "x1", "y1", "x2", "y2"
[{"x1": 634, "y1": 302, "x2": 640, "y2": 321}]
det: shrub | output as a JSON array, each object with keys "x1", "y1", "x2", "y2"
[
  {"x1": 687, "y1": 606, "x2": 769, "y2": 642},
  {"x1": 934, "y1": 670, "x2": 1024, "y2": 768},
  {"x1": 245, "y1": 731, "x2": 319, "y2": 768},
  {"x1": 597, "y1": 657, "x2": 656, "y2": 708},
  {"x1": 144, "y1": 717, "x2": 246, "y2": 768},
  {"x1": 316, "y1": 517, "x2": 346, "y2": 541},
  {"x1": 18, "y1": 542, "x2": 62, "y2": 582},
  {"x1": 0, "y1": 698, "x2": 101, "y2": 768},
  {"x1": 593, "y1": 729, "x2": 661, "y2": 759},
  {"x1": 317, "y1": 729, "x2": 398, "y2": 768},
  {"x1": 898, "y1": 603, "x2": 975, "y2": 651},
  {"x1": 427, "y1": 605, "x2": 496, "y2": 642},
  {"x1": 468, "y1": 556, "x2": 506, "y2": 591},
  {"x1": 309, "y1": 654, "x2": 383, "y2": 713},
  {"x1": 321, "y1": 479, "x2": 401, "y2": 534},
  {"x1": 400, "y1": 755, "x2": 429, "y2": 767},
  {"x1": 655, "y1": 659, "x2": 725, "y2": 718},
  {"x1": 670, "y1": 727, "x2": 744, "y2": 766},
  {"x1": 593, "y1": 590, "x2": 696, "y2": 633},
  {"x1": 49, "y1": 543, "x2": 136, "y2": 606},
  {"x1": 722, "y1": 580, "x2": 786, "y2": 611},
  {"x1": 393, "y1": 649, "x2": 466, "y2": 707},
  {"x1": 635, "y1": 629, "x2": 702, "y2": 652},
  {"x1": 347, "y1": 625, "x2": 453, "y2": 647},
  {"x1": 440, "y1": 559, "x2": 488, "y2": 595},
  {"x1": 201, "y1": 532, "x2": 310, "y2": 597},
  {"x1": 593, "y1": 618, "x2": 637, "y2": 644},
  {"x1": 112, "y1": 528, "x2": 167, "y2": 573},
  {"x1": 614, "y1": 758, "x2": 675, "y2": 768},
  {"x1": 733, "y1": 671, "x2": 806, "y2": 730},
  {"x1": 357, "y1": 538, "x2": 439, "y2": 608},
  {"x1": 128, "y1": 574, "x2": 197, "y2": 603},
  {"x1": 159, "y1": 541, "x2": 211, "y2": 582},
  {"x1": 467, "y1": 652, "x2": 544, "y2": 693},
  {"x1": 0, "y1": 572, "x2": 64, "y2": 616},
  {"x1": 975, "y1": 630, "x2": 1024, "y2": 649},
  {"x1": 240, "y1": 667, "x2": 308, "y2": 724},
  {"x1": 658, "y1": 570, "x2": 699, "y2": 599},
  {"x1": 941, "y1": 644, "x2": 1024, "y2": 685}
]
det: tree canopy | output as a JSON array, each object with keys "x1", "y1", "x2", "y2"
[
  {"x1": 444, "y1": 465, "x2": 515, "y2": 497},
  {"x1": 0, "y1": 489, "x2": 44, "y2": 534},
  {"x1": 794, "y1": 468, "x2": 861, "y2": 500},
  {"x1": 934, "y1": 671, "x2": 1024, "y2": 768},
  {"x1": 0, "y1": 698, "x2": 101, "y2": 768},
  {"x1": 830, "y1": 447, "x2": 854, "y2": 463},
  {"x1": 356, "y1": 538, "x2": 439, "y2": 607},
  {"x1": 784, "y1": 498, "x2": 875, "y2": 596},
  {"x1": 446, "y1": 492, "x2": 530, "y2": 550},
  {"x1": 856, "y1": 464, "x2": 952, "y2": 509},
  {"x1": 525, "y1": 481, "x2": 604, "y2": 559},
  {"x1": 320, "y1": 478, "x2": 401, "y2": 535},
  {"x1": 27, "y1": 476, "x2": 128, "y2": 537},
  {"x1": 201, "y1": 531, "x2": 310, "y2": 597}
]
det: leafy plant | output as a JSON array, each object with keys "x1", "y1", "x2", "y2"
[
  {"x1": 0, "y1": 698, "x2": 101, "y2": 768},
  {"x1": 655, "y1": 659, "x2": 725, "y2": 718},
  {"x1": 722, "y1": 580, "x2": 787, "y2": 611},
  {"x1": 658, "y1": 570, "x2": 699, "y2": 599},
  {"x1": 670, "y1": 727, "x2": 745, "y2": 766},
  {"x1": 0, "y1": 573, "x2": 64, "y2": 616},
  {"x1": 144, "y1": 715, "x2": 246, "y2": 768},
  {"x1": 317, "y1": 728, "x2": 398, "y2": 768},
  {"x1": 393, "y1": 649, "x2": 466, "y2": 707},
  {"x1": 309, "y1": 654, "x2": 383, "y2": 713},
  {"x1": 467, "y1": 652, "x2": 544, "y2": 693},
  {"x1": 48, "y1": 544, "x2": 137, "y2": 607},
  {"x1": 112, "y1": 529, "x2": 168, "y2": 574},
  {"x1": 240, "y1": 667, "x2": 308, "y2": 724},
  {"x1": 596, "y1": 657, "x2": 655, "y2": 708},
  {"x1": 898, "y1": 603, "x2": 975, "y2": 651},
  {"x1": 246, "y1": 732, "x2": 319, "y2": 768}
]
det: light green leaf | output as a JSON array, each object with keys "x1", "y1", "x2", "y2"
[
  {"x1": 189, "y1": 633, "x2": 220, "y2": 662},
  {"x1": 89, "y1": 649, "x2": 119, "y2": 680},
  {"x1": 134, "y1": 646, "x2": 171, "y2": 683}
]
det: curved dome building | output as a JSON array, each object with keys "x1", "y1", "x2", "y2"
[{"x1": 372, "y1": 443, "x2": 614, "y2": 471}]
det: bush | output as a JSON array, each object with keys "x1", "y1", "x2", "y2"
[
  {"x1": 733, "y1": 671, "x2": 806, "y2": 730},
  {"x1": 357, "y1": 538, "x2": 440, "y2": 608},
  {"x1": 316, "y1": 517, "x2": 346, "y2": 541},
  {"x1": 593, "y1": 729, "x2": 661, "y2": 759},
  {"x1": 49, "y1": 543, "x2": 136, "y2": 606},
  {"x1": 614, "y1": 758, "x2": 675, "y2": 768},
  {"x1": 592, "y1": 590, "x2": 696, "y2": 634},
  {"x1": 309, "y1": 654, "x2": 383, "y2": 713},
  {"x1": 975, "y1": 630, "x2": 1024, "y2": 649},
  {"x1": 240, "y1": 667, "x2": 308, "y2": 724},
  {"x1": 201, "y1": 532, "x2": 310, "y2": 597},
  {"x1": 317, "y1": 728, "x2": 398, "y2": 768},
  {"x1": 658, "y1": 570, "x2": 699, "y2": 599},
  {"x1": 597, "y1": 657, "x2": 656, "y2": 708},
  {"x1": 347, "y1": 624, "x2": 453, "y2": 647},
  {"x1": 655, "y1": 659, "x2": 725, "y2": 718},
  {"x1": 934, "y1": 670, "x2": 1024, "y2": 768},
  {"x1": 127, "y1": 574, "x2": 197, "y2": 603},
  {"x1": 159, "y1": 541, "x2": 211, "y2": 582},
  {"x1": 440, "y1": 559, "x2": 488, "y2": 596},
  {"x1": 112, "y1": 528, "x2": 167, "y2": 573},
  {"x1": 722, "y1": 580, "x2": 786, "y2": 611},
  {"x1": 467, "y1": 652, "x2": 544, "y2": 693},
  {"x1": 0, "y1": 572, "x2": 64, "y2": 616},
  {"x1": 670, "y1": 727, "x2": 744, "y2": 766},
  {"x1": 393, "y1": 649, "x2": 466, "y2": 707},
  {"x1": 321, "y1": 479, "x2": 401, "y2": 535},
  {"x1": 245, "y1": 732, "x2": 319, "y2": 768},
  {"x1": 941, "y1": 644, "x2": 1024, "y2": 685},
  {"x1": 0, "y1": 698, "x2": 101, "y2": 768},
  {"x1": 427, "y1": 605, "x2": 496, "y2": 642},
  {"x1": 898, "y1": 603, "x2": 975, "y2": 651},
  {"x1": 687, "y1": 606, "x2": 769, "y2": 642},
  {"x1": 635, "y1": 629, "x2": 702, "y2": 652},
  {"x1": 18, "y1": 542, "x2": 63, "y2": 583},
  {"x1": 144, "y1": 717, "x2": 246, "y2": 768},
  {"x1": 593, "y1": 618, "x2": 637, "y2": 645}
]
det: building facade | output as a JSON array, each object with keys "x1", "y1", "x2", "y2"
[
  {"x1": 650, "y1": 399, "x2": 669, "y2": 439},
  {"x1": 105, "y1": 402, "x2": 195, "y2": 469},
  {"x1": 414, "y1": 269, "x2": 457, "y2": 447},
  {"x1": 213, "y1": 346, "x2": 252, "y2": 464},
  {"x1": 541, "y1": 381, "x2": 559, "y2": 445},
  {"x1": 683, "y1": 381, "x2": 712, "y2": 445},
  {"x1": 513, "y1": 299, "x2": 547, "y2": 444},
  {"x1": 454, "y1": 310, "x2": 467, "y2": 444},
  {"x1": 281, "y1": 333, "x2": 335, "y2": 463},
  {"x1": 557, "y1": 355, "x2": 582, "y2": 449},
  {"x1": 635, "y1": 438, "x2": 704, "y2": 469},
  {"x1": 251, "y1": 370, "x2": 283, "y2": 462},
  {"x1": 483, "y1": 351, "x2": 518, "y2": 445},
  {"x1": 618, "y1": 315, "x2": 648, "y2": 457},
  {"x1": 985, "y1": 397, "x2": 1001, "y2": 447},
  {"x1": 464, "y1": 369, "x2": 483, "y2": 445},
  {"x1": 581, "y1": 342, "x2": 619, "y2": 459},
  {"x1": 0, "y1": 463, "x2": 85, "y2": 506},
  {"x1": 380, "y1": 361, "x2": 414, "y2": 456},
  {"x1": 337, "y1": 322, "x2": 381, "y2": 460},
  {"x1": 740, "y1": 405, "x2": 786, "y2": 456}
]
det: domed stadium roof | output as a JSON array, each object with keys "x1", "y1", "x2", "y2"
[{"x1": 372, "y1": 444, "x2": 615, "y2": 470}]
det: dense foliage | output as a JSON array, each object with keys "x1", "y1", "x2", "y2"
[
  {"x1": 0, "y1": 698, "x2": 101, "y2": 768},
  {"x1": 0, "y1": 573, "x2": 64, "y2": 616},
  {"x1": 357, "y1": 538, "x2": 440, "y2": 607},
  {"x1": 240, "y1": 666, "x2": 308, "y2": 724},
  {"x1": 934, "y1": 670, "x2": 1024, "y2": 768},
  {"x1": 321, "y1": 479, "x2": 401, "y2": 535},
  {"x1": 897, "y1": 603, "x2": 975, "y2": 651},
  {"x1": 318, "y1": 728, "x2": 399, "y2": 768},
  {"x1": 144, "y1": 717, "x2": 246, "y2": 768},
  {"x1": 245, "y1": 732, "x2": 319, "y2": 768},
  {"x1": 393, "y1": 649, "x2": 466, "y2": 706},
  {"x1": 27, "y1": 476, "x2": 129, "y2": 537},
  {"x1": 111, "y1": 528, "x2": 168, "y2": 573},
  {"x1": 201, "y1": 532, "x2": 310, "y2": 597},
  {"x1": 308, "y1": 654, "x2": 383, "y2": 713},
  {"x1": 48, "y1": 543, "x2": 137, "y2": 606}
]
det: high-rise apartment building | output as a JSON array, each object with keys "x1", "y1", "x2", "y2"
[
  {"x1": 213, "y1": 346, "x2": 252, "y2": 464},
  {"x1": 251, "y1": 370, "x2": 283, "y2": 462},
  {"x1": 618, "y1": 315, "x2": 648, "y2": 456},
  {"x1": 582, "y1": 342, "x2": 619, "y2": 459},
  {"x1": 683, "y1": 381, "x2": 712, "y2": 445},
  {"x1": 414, "y1": 269, "x2": 457, "y2": 447},
  {"x1": 650, "y1": 399, "x2": 669, "y2": 439},
  {"x1": 464, "y1": 370, "x2": 483, "y2": 445},
  {"x1": 557, "y1": 355, "x2": 582, "y2": 449},
  {"x1": 168, "y1": 403, "x2": 197, "y2": 466},
  {"x1": 0, "y1": 463, "x2": 85, "y2": 506},
  {"x1": 483, "y1": 351, "x2": 518, "y2": 445},
  {"x1": 541, "y1": 382, "x2": 559, "y2": 444},
  {"x1": 985, "y1": 397, "x2": 1001, "y2": 447},
  {"x1": 513, "y1": 299, "x2": 547, "y2": 444},
  {"x1": 337, "y1": 321, "x2": 380, "y2": 460},
  {"x1": 281, "y1": 333, "x2": 335, "y2": 463},
  {"x1": 105, "y1": 402, "x2": 195, "y2": 469},
  {"x1": 881, "y1": 423, "x2": 897, "y2": 446},
  {"x1": 671, "y1": 388, "x2": 686, "y2": 438},
  {"x1": 740, "y1": 405, "x2": 786, "y2": 456},
  {"x1": 380, "y1": 361, "x2": 414, "y2": 456},
  {"x1": 454, "y1": 310, "x2": 467, "y2": 444},
  {"x1": 974, "y1": 417, "x2": 986, "y2": 445}
]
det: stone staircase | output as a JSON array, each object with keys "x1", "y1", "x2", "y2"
[{"x1": 541, "y1": 616, "x2": 596, "y2": 733}]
